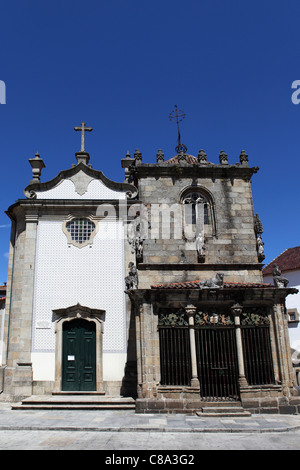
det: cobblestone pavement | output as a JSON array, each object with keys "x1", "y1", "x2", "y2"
[{"x1": 0, "y1": 403, "x2": 299, "y2": 450}]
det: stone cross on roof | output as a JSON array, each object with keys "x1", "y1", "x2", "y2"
[{"x1": 74, "y1": 122, "x2": 93, "y2": 152}]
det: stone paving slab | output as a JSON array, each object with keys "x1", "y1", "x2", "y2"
[{"x1": 0, "y1": 402, "x2": 300, "y2": 433}]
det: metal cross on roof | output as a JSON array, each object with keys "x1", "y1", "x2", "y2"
[
  {"x1": 74, "y1": 122, "x2": 93, "y2": 152},
  {"x1": 169, "y1": 105, "x2": 187, "y2": 154}
]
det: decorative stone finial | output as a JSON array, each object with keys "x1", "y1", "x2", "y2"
[
  {"x1": 156, "y1": 149, "x2": 164, "y2": 163},
  {"x1": 219, "y1": 150, "x2": 228, "y2": 165},
  {"x1": 240, "y1": 150, "x2": 249, "y2": 166},
  {"x1": 198, "y1": 149, "x2": 207, "y2": 163},
  {"x1": 28, "y1": 151, "x2": 45, "y2": 183},
  {"x1": 134, "y1": 149, "x2": 142, "y2": 162},
  {"x1": 177, "y1": 150, "x2": 187, "y2": 162}
]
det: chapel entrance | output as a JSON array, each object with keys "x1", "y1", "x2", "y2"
[
  {"x1": 195, "y1": 326, "x2": 239, "y2": 401},
  {"x1": 158, "y1": 308, "x2": 240, "y2": 401},
  {"x1": 62, "y1": 319, "x2": 96, "y2": 391}
]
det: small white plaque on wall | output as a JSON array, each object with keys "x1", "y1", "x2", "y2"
[{"x1": 36, "y1": 321, "x2": 51, "y2": 329}]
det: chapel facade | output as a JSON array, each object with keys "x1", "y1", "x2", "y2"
[{"x1": 0, "y1": 124, "x2": 299, "y2": 414}]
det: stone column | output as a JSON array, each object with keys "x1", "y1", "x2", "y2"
[
  {"x1": 185, "y1": 305, "x2": 200, "y2": 388},
  {"x1": 231, "y1": 303, "x2": 248, "y2": 387}
]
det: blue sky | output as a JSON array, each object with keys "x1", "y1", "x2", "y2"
[{"x1": 0, "y1": 0, "x2": 300, "y2": 283}]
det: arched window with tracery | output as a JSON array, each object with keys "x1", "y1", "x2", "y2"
[{"x1": 181, "y1": 187, "x2": 216, "y2": 238}]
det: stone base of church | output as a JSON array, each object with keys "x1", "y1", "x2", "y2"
[
  {"x1": 135, "y1": 398, "x2": 204, "y2": 414},
  {"x1": 135, "y1": 384, "x2": 300, "y2": 415},
  {"x1": 0, "y1": 376, "x2": 136, "y2": 401},
  {"x1": 240, "y1": 384, "x2": 300, "y2": 414},
  {"x1": 1, "y1": 364, "x2": 33, "y2": 402},
  {"x1": 136, "y1": 396, "x2": 300, "y2": 414}
]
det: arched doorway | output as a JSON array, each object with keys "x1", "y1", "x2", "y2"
[
  {"x1": 52, "y1": 303, "x2": 105, "y2": 393},
  {"x1": 62, "y1": 319, "x2": 96, "y2": 391}
]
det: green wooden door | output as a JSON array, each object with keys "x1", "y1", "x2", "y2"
[{"x1": 62, "y1": 319, "x2": 96, "y2": 391}]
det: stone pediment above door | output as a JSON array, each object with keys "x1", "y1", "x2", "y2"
[
  {"x1": 24, "y1": 162, "x2": 138, "y2": 200},
  {"x1": 53, "y1": 302, "x2": 106, "y2": 327}
]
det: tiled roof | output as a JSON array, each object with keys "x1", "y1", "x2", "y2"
[
  {"x1": 262, "y1": 246, "x2": 300, "y2": 276},
  {"x1": 151, "y1": 280, "x2": 271, "y2": 289},
  {"x1": 164, "y1": 154, "x2": 199, "y2": 165}
]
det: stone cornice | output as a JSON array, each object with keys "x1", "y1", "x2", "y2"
[
  {"x1": 24, "y1": 162, "x2": 138, "y2": 200},
  {"x1": 130, "y1": 163, "x2": 259, "y2": 181},
  {"x1": 6, "y1": 198, "x2": 143, "y2": 219},
  {"x1": 127, "y1": 286, "x2": 298, "y2": 305},
  {"x1": 137, "y1": 263, "x2": 264, "y2": 271}
]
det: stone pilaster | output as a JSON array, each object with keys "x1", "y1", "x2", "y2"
[
  {"x1": 272, "y1": 303, "x2": 297, "y2": 395},
  {"x1": 3, "y1": 213, "x2": 38, "y2": 400}
]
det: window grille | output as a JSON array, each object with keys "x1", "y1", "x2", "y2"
[{"x1": 66, "y1": 218, "x2": 95, "y2": 245}]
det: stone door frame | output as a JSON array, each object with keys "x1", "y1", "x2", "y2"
[{"x1": 52, "y1": 303, "x2": 105, "y2": 392}]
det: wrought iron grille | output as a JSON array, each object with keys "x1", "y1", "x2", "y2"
[
  {"x1": 241, "y1": 326, "x2": 275, "y2": 385},
  {"x1": 195, "y1": 327, "x2": 239, "y2": 401},
  {"x1": 158, "y1": 327, "x2": 192, "y2": 386}
]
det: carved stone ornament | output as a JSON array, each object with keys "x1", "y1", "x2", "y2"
[
  {"x1": 239, "y1": 150, "x2": 249, "y2": 166},
  {"x1": 241, "y1": 311, "x2": 270, "y2": 326},
  {"x1": 125, "y1": 262, "x2": 138, "y2": 290},
  {"x1": 230, "y1": 303, "x2": 243, "y2": 316},
  {"x1": 158, "y1": 309, "x2": 188, "y2": 326},
  {"x1": 184, "y1": 304, "x2": 197, "y2": 317},
  {"x1": 69, "y1": 172, "x2": 94, "y2": 196},
  {"x1": 254, "y1": 213, "x2": 263, "y2": 235},
  {"x1": 194, "y1": 311, "x2": 234, "y2": 326},
  {"x1": 156, "y1": 149, "x2": 165, "y2": 163},
  {"x1": 197, "y1": 149, "x2": 207, "y2": 164},
  {"x1": 198, "y1": 272, "x2": 224, "y2": 289},
  {"x1": 219, "y1": 150, "x2": 228, "y2": 164},
  {"x1": 273, "y1": 264, "x2": 289, "y2": 288}
]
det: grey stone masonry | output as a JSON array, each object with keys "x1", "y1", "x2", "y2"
[{"x1": 124, "y1": 153, "x2": 261, "y2": 287}]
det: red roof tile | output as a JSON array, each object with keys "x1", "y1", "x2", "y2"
[{"x1": 262, "y1": 246, "x2": 300, "y2": 276}]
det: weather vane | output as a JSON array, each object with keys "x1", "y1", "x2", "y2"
[{"x1": 169, "y1": 105, "x2": 187, "y2": 154}]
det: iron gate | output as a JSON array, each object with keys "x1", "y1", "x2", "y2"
[
  {"x1": 158, "y1": 307, "x2": 275, "y2": 399},
  {"x1": 241, "y1": 326, "x2": 275, "y2": 385},
  {"x1": 195, "y1": 327, "x2": 239, "y2": 401},
  {"x1": 159, "y1": 327, "x2": 191, "y2": 386}
]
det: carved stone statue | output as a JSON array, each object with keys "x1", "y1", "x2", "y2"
[
  {"x1": 125, "y1": 262, "x2": 138, "y2": 290},
  {"x1": 257, "y1": 234, "x2": 265, "y2": 262},
  {"x1": 273, "y1": 264, "x2": 289, "y2": 288},
  {"x1": 198, "y1": 272, "x2": 224, "y2": 289},
  {"x1": 196, "y1": 232, "x2": 205, "y2": 260}
]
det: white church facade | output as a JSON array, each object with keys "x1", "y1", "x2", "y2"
[{"x1": 1, "y1": 137, "x2": 138, "y2": 399}]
